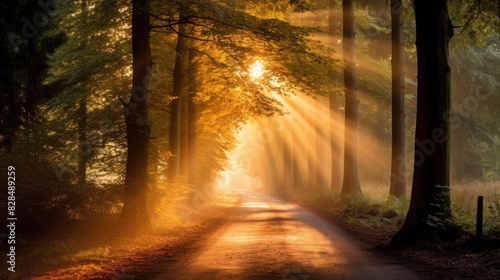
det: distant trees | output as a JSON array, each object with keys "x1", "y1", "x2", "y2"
[
  {"x1": 314, "y1": 101, "x2": 327, "y2": 189},
  {"x1": 47, "y1": 0, "x2": 131, "y2": 191},
  {"x1": 392, "y1": 0, "x2": 458, "y2": 244},
  {"x1": 0, "y1": 0, "x2": 64, "y2": 149},
  {"x1": 282, "y1": 117, "x2": 294, "y2": 189}
]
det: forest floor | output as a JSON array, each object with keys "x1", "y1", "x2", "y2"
[
  {"x1": 7, "y1": 188, "x2": 499, "y2": 279},
  {"x1": 10, "y1": 190, "x2": 241, "y2": 280},
  {"x1": 300, "y1": 203, "x2": 500, "y2": 280}
]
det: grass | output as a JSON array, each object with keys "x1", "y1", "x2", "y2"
[
  {"x1": 269, "y1": 179, "x2": 500, "y2": 242},
  {"x1": 451, "y1": 181, "x2": 500, "y2": 237}
]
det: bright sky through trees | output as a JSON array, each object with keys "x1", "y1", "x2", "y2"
[{"x1": 250, "y1": 59, "x2": 265, "y2": 80}]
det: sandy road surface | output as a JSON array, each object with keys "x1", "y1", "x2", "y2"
[{"x1": 137, "y1": 190, "x2": 420, "y2": 280}]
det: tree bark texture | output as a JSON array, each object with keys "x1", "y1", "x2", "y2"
[
  {"x1": 392, "y1": 0, "x2": 458, "y2": 245},
  {"x1": 77, "y1": 0, "x2": 88, "y2": 188},
  {"x1": 389, "y1": 0, "x2": 407, "y2": 198},
  {"x1": 341, "y1": 0, "x2": 362, "y2": 196},
  {"x1": 167, "y1": 20, "x2": 187, "y2": 179},
  {"x1": 187, "y1": 48, "x2": 197, "y2": 186},
  {"x1": 118, "y1": 0, "x2": 153, "y2": 236},
  {"x1": 329, "y1": 0, "x2": 342, "y2": 191}
]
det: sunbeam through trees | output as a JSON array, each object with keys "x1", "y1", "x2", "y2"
[{"x1": 0, "y1": 0, "x2": 499, "y2": 278}]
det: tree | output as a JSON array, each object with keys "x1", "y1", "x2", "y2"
[
  {"x1": 391, "y1": 0, "x2": 458, "y2": 245},
  {"x1": 341, "y1": 0, "x2": 362, "y2": 196},
  {"x1": 448, "y1": 0, "x2": 499, "y2": 46},
  {"x1": 167, "y1": 15, "x2": 187, "y2": 180},
  {"x1": 282, "y1": 117, "x2": 294, "y2": 189},
  {"x1": 389, "y1": 0, "x2": 406, "y2": 198},
  {"x1": 307, "y1": 102, "x2": 316, "y2": 189},
  {"x1": 77, "y1": 0, "x2": 89, "y2": 188},
  {"x1": 117, "y1": 0, "x2": 153, "y2": 236},
  {"x1": 292, "y1": 114, "x2": 305, "y2": 190},
  {"x1": 314, "y1": 98, "x2": 327, "y2": 189},
  {"x1": 187, "y1": 48, "x2": 198, "y2": 187},
  {"x1": 47, "y1": 0, "x2": 131, "y2": 188},
  {"x1": 0, "y1": 0, "x2": 64, "y2": 150},
  {"x1": 328, "y1": 0, "x2": 342, "y2": 191}
]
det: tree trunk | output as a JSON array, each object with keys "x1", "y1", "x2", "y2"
[
  {"x1": 77, "y1": 98, "x2": 88, "y2": 187},
  {"x1": 330, "y1": 95, "x2": 342, "y2": 191},
  {"x1": 389, "y1": 0, "x2": 407, "y2": 198},
  {"x1": 187, "y1": 49, "x2": 197, "y2": 187},
  {"x1": 282, "y1": 118, "x2": 294, "y2": 189},
  {"x1": 77, "y1": 0, "x2": 88, "y2": 188},
  {"x1": 341, "y1": 0, "x2": 362, "y2": 196},
  {"x1": 315, "y1": 98, "x2": 326, "y2": 189},
  {"x1": 117, "y1": 0, "x2": 152, "y2": 236},
  {"x1": 167, "y1": 20, "x2": 187, "y2": 179},
  {"x1": 329, "y1": 0, "x2": 342, "y2": 191},
  {"x1": 307, "y1": 101, "x2": 316, "y2": 189},
  {"x1": 180, "y1": 96, "x2": 188, "y2": 179},
  {"x1": 270, "y1": 119, "x2": 282, "y2": 189},
  {"x1": 292, "y1": 119, "x2": 304, "y2": 189},
  {"x1": 391, "y1": 0, "x2": 458, "y2": 245}
]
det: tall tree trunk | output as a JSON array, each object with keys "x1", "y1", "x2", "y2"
[
  {"x1": 77, "y1": 0, "x2": 88, "y2": 188},
  {"x1": 167, "y1": 21, "x2": 187, "y2": 179},
  {"x1": 187, "y1": 48, "x2": 197, "y2": 187},
  {"x1": 329, "y1": 0, "x2": 342, "y2": 191},
  {"x1": 307, "y1": 101, "x2": 316, "y2": 189},
  {"x1": 282, "y1": 118, "x2": 294, "y2": 189},
  {"x1": 315, "y1": 98, "x2": 326, "y2": 189},
  {"x1": 270, "y1": 119, "x2": 282, "y2": 189},
  {"x1": 77, "y1": 99, "x2": 88, "y2": 187},
  {"x1": 389, "y1": 0, "x2": 407, "y2": 198},
  {"x1": 180, "y1": 97, "x2": 188, "y2": 179},
  {"x1": 392, "y1": 0, "x2": 458, "y2": 245},
  {"x1": 292, "y1": 118, "x2": 304, "y2": 189},
  {"x1": 341, "y1": 0, "x2": 362, "y2": 196},
  {"x1": 118, "y1": 0, "x2": 152, "y2": 236},
  {"x1": 329, "y1": 96, "x2": 342, "y2": 191}
]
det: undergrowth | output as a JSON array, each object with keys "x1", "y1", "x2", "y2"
[
  {"x1": 451, "y1": 181, "x2": 500, "y2": 239},
  {"x1": 10, "y1": 185, "x2": 230, "y2": 280},
  {"x1": 268, "y1": 180, "x2": 500, "y2": 241},
  {"x1": 268, "y1": 183, "x2": 408, "y2": 234}
]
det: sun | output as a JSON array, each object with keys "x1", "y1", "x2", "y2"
[{"x1": 249, "y1": 60, "x2": 265, "y2": 80}]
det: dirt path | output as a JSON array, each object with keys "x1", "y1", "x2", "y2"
[{"x1": 135, "y1": 189, "x2": 420, "y2": 280}]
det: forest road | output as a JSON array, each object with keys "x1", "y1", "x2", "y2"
[{"x1": 138, "y1": 189, "x2": 420, "y2": 280}]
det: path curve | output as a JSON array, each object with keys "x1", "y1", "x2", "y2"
[{"x1": 139, "y1": 189, "x2": 420, "y2": 280}]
